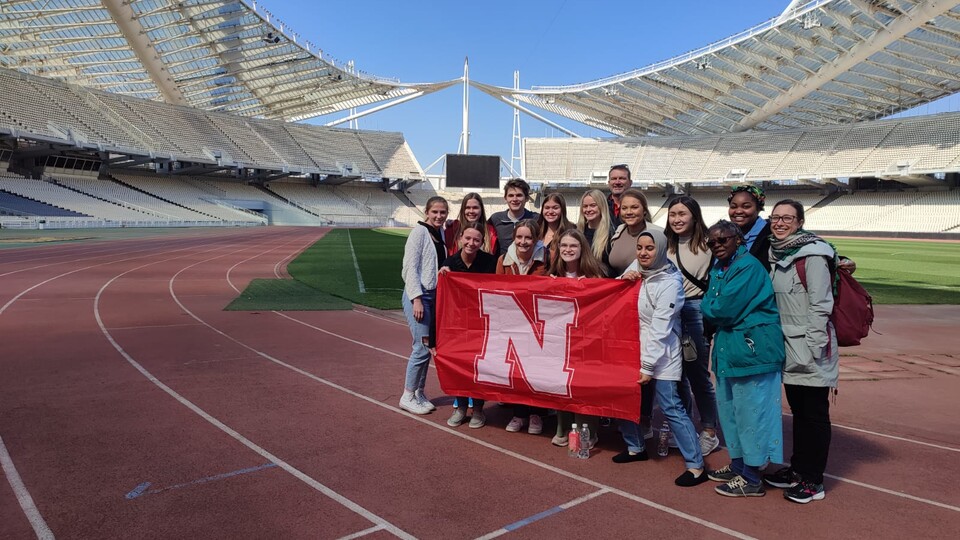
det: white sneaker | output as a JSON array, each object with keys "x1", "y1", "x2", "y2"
[
  {"x1": 528, "y1": 415, "x2": 543, "y2": 435},
  {"x1": 505, "y1": 417, "x2": 524, "y2": 432},
  {"x1": 700, "y1": 432, "x2": 720, "y2": 456},
  {"x1": 447, "y1": 408, "x2": 467, "y2": 427},
  {"x1": 415, "y1": 389, "x2": 436, "y2": 411},
  {"x1": 468, "y1": 410, "x2": 486, "y2": 429},
  {"x1": 399, "y1": 393, "x2": 431, "y2": 415},
  {"x1": 641, "y1": 421, "x2": 654, "y2": 440}
]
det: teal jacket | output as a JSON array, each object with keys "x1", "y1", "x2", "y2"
[{"x1": 701, "y1": 246, "x2": 785, "y2": 378}]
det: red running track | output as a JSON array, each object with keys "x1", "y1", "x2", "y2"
[{"x1": 1, "y1": 227, "x2": 958, "y2": 539}]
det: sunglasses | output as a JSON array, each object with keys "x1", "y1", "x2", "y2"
[
  {"x1": 610, "y1": 164, "x2": 630, "y2": 171},
  {"x1": 706, "y1": 235, "x2": 735, "y2": 248}
]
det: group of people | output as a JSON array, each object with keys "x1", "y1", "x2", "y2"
[{"x1": 399, "y1": 168, "x2": 844, "y2": 504}]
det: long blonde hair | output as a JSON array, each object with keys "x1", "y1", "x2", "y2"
[
  {"x1": 549, "y1": 228, "x2": 604, "y2": 278},
  {"x1": 576, "y1": 189, "x2": 611, "y2": 261}
]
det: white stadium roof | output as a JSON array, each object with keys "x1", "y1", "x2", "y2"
[
  {"x1": 475, "y1": 0, "x2": 960, "y2": 136},
  {"x1": 1, "y1": 0, "x2": 959, "y2": 139},
  {"x1": 0, "y1": 0, "x2": 458, "y2": 122}
]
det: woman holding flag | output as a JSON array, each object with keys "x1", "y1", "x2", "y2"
[
  {"x1": 616, "y1": 229, "x2": 709, "y2": 487},
  {"x1": 548, "y1": 228, "x2": 604, "y2": 449}
]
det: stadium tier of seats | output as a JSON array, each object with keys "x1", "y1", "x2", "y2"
[
  {"x1": 524, "y1": 113, "x2": 960, "y2": 184},
  {"x1": 0, "y1": 67, "x2": 420, "y2": 181}
]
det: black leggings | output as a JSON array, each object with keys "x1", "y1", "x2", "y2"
[{"x1": 784, "y1": 384, "x2": 832, "y2": 484}]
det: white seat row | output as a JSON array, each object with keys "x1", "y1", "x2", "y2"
[{"x1": 525, "y1": 112, "x2": 960, "y2": 183}]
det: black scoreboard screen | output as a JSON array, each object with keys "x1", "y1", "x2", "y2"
[{"x1": 446, "y1": 154, "x2": 500, "y2": 189}]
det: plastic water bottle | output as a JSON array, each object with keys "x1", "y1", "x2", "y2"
[
  {"x1": 568, "y1": 423, "x2": 580, "y2": 458},
  {"x1": 657, "y1": 421, "x2": 670, "y2": 457},
  {"x1": 578, "y1": 423, "x2": 592, "y2": 459}
]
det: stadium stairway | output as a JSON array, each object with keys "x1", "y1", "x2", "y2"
[
  {"x1": 50, "y1": 178, "x2": 156, "y2": 219},
  {"x1": 811, "y1": 191, "x2": 844, "y2": 209},
  {"x1": 255, "y1": 184, "x2": 331, "y2": 224},
  {"x1": 109, "y1": 175, "x2": 219, "y2": 221},
  {"x1": 393, "y1": 190, "x2": 421, "y2": 212}
]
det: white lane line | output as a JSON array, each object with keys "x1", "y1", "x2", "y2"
[
  {"x1": 227, "y1": 231, "x2": 316, "y2": 293},
  {"x1": 0, "y1": 232, "x2": 269, "y2": 315},
  {"x1": 275, "y1": 312, "x2": 407, "y2": 360},
  {"x1": 0, "y1": 435, "x2": 55, "y2": 540},
  {"x1": 783, "y1": 413, "x2": 960, "y2": 452},
  {"x1": 151, "y1": 247, "x2": 414, "y2": 539},
  {"x1": 474, "y1": 489, "x2": 609, "y2": 540},
  {"x1": 824, "y1": 473, "x2": 960, "y2": 512},
  {"x1": 170, "y1": 309, "x2": 752, "y2": 539},
  {"x1": 109, "y1": 323, "x2": 203, "y2": 331},
  {"x1": 0, "y1": 239, "x2": 183, "y2": 279},
  {"x1": 273, "y1": 311, "x2": 960, "y2": 517},
  {"x1": 336, "y1": 525, "x2": 385, "y2": 540},
  {"x1": 351, "y1": 308, "x2": 407, "y2": 327},
  {"x1": 346, "y1": 230, "x2": 367, "y2": 294}
]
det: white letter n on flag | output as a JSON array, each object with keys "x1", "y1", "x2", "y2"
[{"x1": 475, "y1": 291, "x2": 579, "y2": 396}]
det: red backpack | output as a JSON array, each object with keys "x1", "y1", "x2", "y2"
[{"x1": 796, "y1": 257, "x2": 874, "y2": 347}]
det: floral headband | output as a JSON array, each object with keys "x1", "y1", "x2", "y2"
[{"x1": 728, "y1": 185, "x2": 766, "y2": 211}]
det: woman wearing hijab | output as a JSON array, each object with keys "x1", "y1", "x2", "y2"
[
  {"x1": 702, "y1": 220, "x2": 785, "y2": 498},
  {"x1": 399, "y1": 196, "x2": 449, "y2": 415},
  {"x1": 763, "y1": 199, "x2": 839, "y2": 504},
  {"x1": 616, "y1": 229, "x2": 708, "y2": 487}
]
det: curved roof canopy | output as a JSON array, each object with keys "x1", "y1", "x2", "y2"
[
  {"x1": 475, "y1": 0, "x2": 960, "y2": 136},
  {"x1": 0, "y1": 0, "x2": 457, "y2": 121}
]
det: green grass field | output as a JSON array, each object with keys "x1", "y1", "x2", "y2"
[
  {"x1": 827, "y1": 238, "x2": 960, "y2": 304},
  {"x1": 286, "y1": 228, "x2": 409, "y2": 310},
  {"x1": 269, "y1": 231, "x2": 958, "y2": 310}
]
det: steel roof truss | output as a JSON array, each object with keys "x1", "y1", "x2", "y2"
[{"x1": 637, "y1": 76, "x2": 745, "y2": 126}]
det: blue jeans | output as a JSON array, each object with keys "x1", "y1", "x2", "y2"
[
  {"x1": 402, "y1": 290, "x2": 434, "y2": 392},
  {"x1": 655, "y1": 378, "x2": 704, "y2": 470},
  {"x1": 620, "y1": 379, "x2": 704, "y2": 469},
  {"x1": 679, "y1": 299, "x2": 718, "y2": 430}
]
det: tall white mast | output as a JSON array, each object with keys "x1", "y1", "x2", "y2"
[
  {"x1": 510, "y1": 70, "x2": 523, "y2": 177},
  {"x1": 458, "y1": 57, "x2": 470, "y2": 154}
]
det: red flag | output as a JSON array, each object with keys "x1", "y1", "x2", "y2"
[{"x1": 435, "y1": 272, "x2": 642, "y2": 421}]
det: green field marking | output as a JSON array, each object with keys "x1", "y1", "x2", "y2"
[
  {"x1": 225, "y1": 278, "x2": 351, "y2": 311},
  {"x1": 828, "y1": 238, "x2": 960, "y2": 304},
  {"x1": 288, "y1": 228, "x2": 407, "y2": 309}
]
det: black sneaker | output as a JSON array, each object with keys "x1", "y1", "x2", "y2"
[
  {"x1": 708, "y1": 464, "x2": 738, "y2": 483},
  {"x1": 784, "y1": 481, "x2": 825, "y2": 504},
  {"x1": 763, "y1": 466, "x2": 801, "y2": 489},
  {"x1": 715, "y1": 475, "x2": 765, "y2": 497}
]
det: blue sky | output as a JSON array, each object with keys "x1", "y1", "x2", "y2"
[{"x1": 260, "y1": 0, "x2": 960, "y2": 173}]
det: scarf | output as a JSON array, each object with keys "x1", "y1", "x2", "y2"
[
  {"x1": 769, "y1": 229, "x2": 821, "y2": 262},
  {"x1": 418, "y1": 221, "x2": 445, "y2": 270},
  {"x1": 637, "y1": 229, "x2": 672, "y2": 279}
]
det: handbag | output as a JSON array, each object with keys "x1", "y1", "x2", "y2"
[{"x1": 681, "y1": 334, "x2": 698, "y2": 362}]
